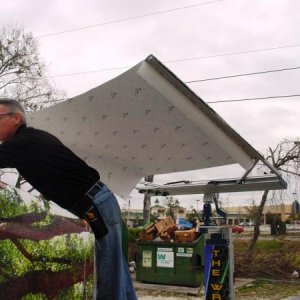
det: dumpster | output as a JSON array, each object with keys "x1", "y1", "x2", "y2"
[{"x1": 136, "y1": 234, "x2": 204, "y2": 287}]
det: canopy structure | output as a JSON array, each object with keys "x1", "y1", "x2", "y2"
[
  {"x1": 28, "y1": 55, "x2": 286, "y2": 199},
  {"x1": 136, "y1": 175, "x2": 287, "y2": 196}
]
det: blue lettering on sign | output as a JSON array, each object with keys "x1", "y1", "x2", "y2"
[{"x1": 157, "y1": 254, "x2": 166, "y2": 259}]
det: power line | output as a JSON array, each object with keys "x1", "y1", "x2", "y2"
[
  {"x1": 206, "y1": 94, "x2": 300, "y2": 104},
  {"x1": 42, "y1": 65, "x2": 300, "y2": 105},
  {"x1": 48, "y1": 66, "x2": 128, "y2": 78},
  {"x1": 164, "y1": 43, "x2": 300, "y2": 64},
  {"x1": 39, "y1": 93, "x2": 300, "y2": 105},
  {"x1": 36, "y1": 0, "x2": 223, "y2": 38},
  {"x1": 47, "y1": 44, "x2": 300, "y2": 78},
  {"x1": 49, "y1": 60, "x2": 300, "y2": 79},
  {"x1": 185, "y1": 66, "x2": 300, "y2": 83}
]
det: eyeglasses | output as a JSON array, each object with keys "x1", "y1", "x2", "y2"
[{"x1": 0, "y1": 112, "x2": 14, "y2": 119}]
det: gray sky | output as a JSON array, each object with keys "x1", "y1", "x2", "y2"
[{"x1": 1, "y1": 0, "x2": 300, "y2": 209}]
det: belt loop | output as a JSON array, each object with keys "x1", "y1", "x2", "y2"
[{"x1": 85, "y1": 181, "x2": 104, "y2": 200}]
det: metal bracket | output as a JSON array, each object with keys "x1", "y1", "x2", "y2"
[{"x1": 236, "y1": 158, "x2": 259, "y2": 183}]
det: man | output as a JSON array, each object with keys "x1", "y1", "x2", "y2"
[{"x1": 0, "y1": 98, "x2": 137, "y2": 300}]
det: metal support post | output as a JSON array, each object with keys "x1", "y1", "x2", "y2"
[
  {"x1": 204, "y1": 227, "x2": 235, "y2": 300},
  {"x1": 202, "y1": 193, "x2": 235, "y2": 299}
]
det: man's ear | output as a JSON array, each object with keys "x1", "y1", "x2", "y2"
[{"x1": 13, "y1": 112, "x2": 23, "y2": 125}]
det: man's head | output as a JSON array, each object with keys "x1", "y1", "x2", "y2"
[{"x1": 0, "y1": 98, "x2": 26, "y2": 142}]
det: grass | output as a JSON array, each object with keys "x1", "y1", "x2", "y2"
[
  {"x1": 254, "y1": 239, "x2": 283, "y2": 250},
  {"x1": 236, "y1": 280, "x2": 300, "y2": 300},
  {"x1": 234, "y1": 239, "x2": 300, "y2": 280}
]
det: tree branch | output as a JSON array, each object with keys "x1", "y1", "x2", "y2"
[
  {"x1": 278, "y1": 168, "x2": 300, "y2": 177},
  {"x1": 11, "y1": 239, "x2": 74, "y2": 265},
  {"x1": 0, "y1": 261, "x2": 93, "y2": 299},
  {"x1": 0, "y1": 212, "x2": 47, "y2": 224},
  {"x1": 0, "y1": 213, "x2": 88, "y2": 241}
]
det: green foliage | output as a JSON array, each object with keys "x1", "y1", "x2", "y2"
[
  {"x1": 236, "y1": 280, "x2": 300, "y2": 299},
  {"x1": 55, "y1": 280, "x2": 94, "y2": 300},
  {"x1": 128, "y1": 227, "x2": 142, "y2": 242},
  {"x1": 0, "y1": 188, "x2": 23, "y2": 216},
  {"x1": 0, "y1": 239, "x2": 19, "y2": 278},
  {"x1": 150, "y1": 212, "x2": 159, "y2": 223},
  {"x1": 254, "y1": 240, "x2": 283, "y2": 250},
  {"x1": 163, "y1": 196, "x2": 179, "y2": 221},
  {"x1": 22, "y1": 294, "x2": 47, "y2": 300}
]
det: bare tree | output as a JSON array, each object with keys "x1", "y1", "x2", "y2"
[
  {"x1": 247, "y1": 139, "x2": 300, "y2": 255},
  {"x1": 0, "y1": 24, "x2": 65, "y2": 110}
]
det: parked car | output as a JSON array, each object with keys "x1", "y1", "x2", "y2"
[
  {"x1": 239, "y1": 221, "x2": 254, "y2": 226},
  {"x1": 231, "y1": 225, "x2": 244, "y2": 234}
]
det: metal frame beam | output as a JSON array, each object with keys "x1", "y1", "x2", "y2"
[{"x1": 136, "y1": 175, "x2": 287, "y2": 196}]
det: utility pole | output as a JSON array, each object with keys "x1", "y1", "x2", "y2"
[
  {"x1": 127, "y1": 197, "x2": 131, "y2": 226},
  {"x1": 196, "y1": 199, "x2": 200, "y2": 212},
  {"x1": 143, "y1": 175, "x2": 154, "y2": 224},
  {"x1": 292, "y1": 192, "x2": 299, "y2": 218}
]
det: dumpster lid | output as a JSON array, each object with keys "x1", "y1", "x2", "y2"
[{"x1": 28, "y1": 55, "x2": 285, "y2": 199}]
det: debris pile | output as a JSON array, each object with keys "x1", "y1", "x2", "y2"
[{"x1": 139, "y1": 216, "x2": 199, "y2": 243}]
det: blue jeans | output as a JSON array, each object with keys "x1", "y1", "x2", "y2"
[{"x1": 92, "y1": 185, "x2": 137, "y2": 300}]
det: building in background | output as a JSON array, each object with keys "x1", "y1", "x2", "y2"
[
  {"x1": 121, "y1": 198, "x2": 297, "y2": 227},
  {"x1": 121, "y1": 198, "x2": 186, "y2": 227}
]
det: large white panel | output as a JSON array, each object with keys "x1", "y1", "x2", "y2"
[{"x1": 28, "y1": 55, "x2": 262, "y2": 199}]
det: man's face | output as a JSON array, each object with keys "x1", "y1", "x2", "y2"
[{"x1": 0, "y1": 105, "x2": 22, "y2": 142}]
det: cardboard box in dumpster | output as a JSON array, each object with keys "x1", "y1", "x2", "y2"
[
  {"x1": 155, "y1": 216, "x2": 175, "y2": 234},
  {"x1": 175, "y1": 228, "x2": 199, "y2": 242},
  {"x1": 138, "y1": 231, "x2": 156, "y2": 241},
  {"x1": 139, "y1": 217, "x2": 199, "y2": 242},
  {"x1": 139, "y1": 222, "x2": 157, "y2": 241}
]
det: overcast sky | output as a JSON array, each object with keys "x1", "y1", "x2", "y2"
[{"x1": 1, "y1": 0, "x2": 300, "y2": 210}]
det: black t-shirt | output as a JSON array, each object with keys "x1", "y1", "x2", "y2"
[{"x1": 0, "y1": 125, "x2": 100, "y2": 209}]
